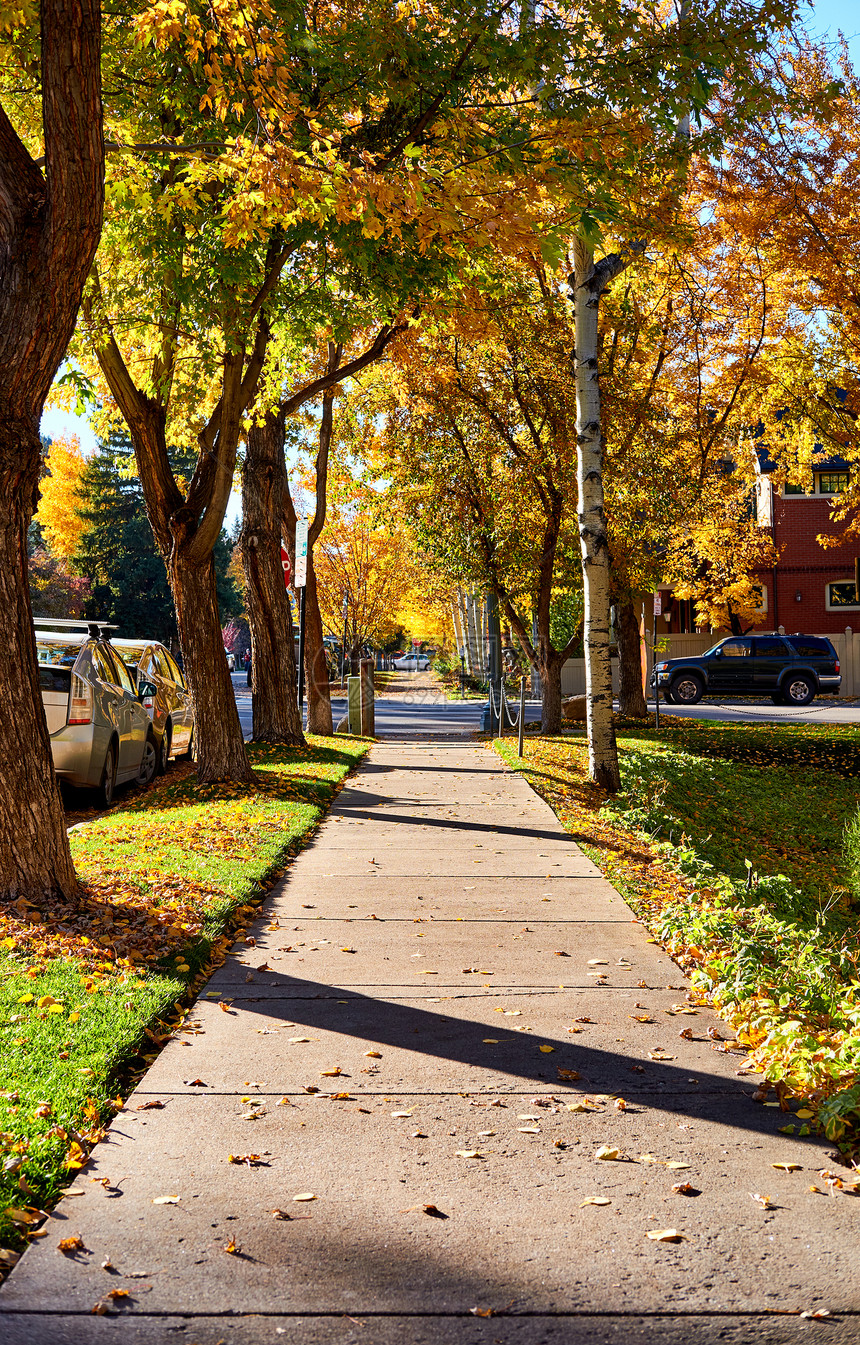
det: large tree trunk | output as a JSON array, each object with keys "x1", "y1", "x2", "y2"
[
  {"x1": 616, "y1": 599, "x2": 648, "y2": 717},
  {"x1": 304, "y1": 553, "x2": 333, "y2": 735},
  {"x1": 573, "y1": 239, "x2": 621, "y2": 792},
  {"x1": 170, "y1": 549, "x2": 254, "y2": 783},
  {"x1": 538, "y1": 649, "x2": 564, "y2": 734},
  {"x1": 0, "y1": 430, "x2": 78, "y2": 901},
  {"x1": 240, "y1": 414, "x2": 304, "y2": 746},
  {"x1": 0, "y1": 0, "x2": 104, "y2": 901}
]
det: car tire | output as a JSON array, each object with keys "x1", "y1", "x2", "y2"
[
  {"x1": 137, "y1": 733, "x2": 158, "y2": 786},
  {"x1": 670, "y1": 673, "x2": 704, "y2": 705},
  {"x1": 783, "y1": 674, "x2": 815, "y2": 707},
  {"x1": 96, "y1": 742, "x2": 117, "y2": 808},
  {"x1": 158, "y1": 722, "x2": 172, "y2": 774},
  {"x1": 661, "y1": 687, "x2": 675, "y2": 705}
]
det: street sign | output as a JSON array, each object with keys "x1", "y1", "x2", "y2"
[
  {"x1": 294, "y1": 519, "x2": 308, "y2": 589},
  {"x1": 280, "y1": 545, "x2": 291, "y2": 588},
  {"x1": 653, "y1": 591, "x2": 663, "y2": 617}
]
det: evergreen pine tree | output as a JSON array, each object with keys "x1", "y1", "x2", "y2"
[{"x1": 76, "y1": 433, "x2": 241, "y2": 643}]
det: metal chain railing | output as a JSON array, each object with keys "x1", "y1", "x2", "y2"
[{"x1": 488, "y1": 677, "x2": 528, "y2": 756}]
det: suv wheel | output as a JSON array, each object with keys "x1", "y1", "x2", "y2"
[
  {"x1": 783, "y1": 674, "x2": 815, "y2": 707},
  {"x1": 158, "y1": 722, "x2": 172, "y2": 774},
  {"x1": 138, "y1": 733, "x2": 158, "y2": 786},
  {"x1": 671, "y1": 673, "x2": 704, "y2": 705},
  {"x1": 96, "y1": 742, "x2": 117, "y2": 808}
]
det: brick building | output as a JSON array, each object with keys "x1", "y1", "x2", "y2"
[
  {"x1": 751, "y1": 456, "x2": 858, "y2": 636},
  {"x1": 648, "y1": 455, "x2": 858, "y2": 639}
]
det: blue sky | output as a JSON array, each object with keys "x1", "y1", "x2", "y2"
[{"x1": 41, "y1": 0, "x2": 859, "y2": 530}]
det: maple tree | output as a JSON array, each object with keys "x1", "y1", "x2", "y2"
[
  {"x1": 33, "y1": 433, "x2": 87, "y2": 561},
  {"x1": 0, "y1": 0, "x2": 104, "y2": 901}
]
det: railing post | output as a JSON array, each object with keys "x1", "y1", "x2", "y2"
[{"x1": 518, "y1": 676, "x2": 526, "y2": 757}]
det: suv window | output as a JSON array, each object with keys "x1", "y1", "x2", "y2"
[
  {"x1": 786, "y1": 636, "x2": 832, "y2": 657},
  {"x1": 721, "y1": 639, "x2": 752, "y2": 658},
  {"x1": 754, "y1": 637, "x2": 789, "y2": 657}
]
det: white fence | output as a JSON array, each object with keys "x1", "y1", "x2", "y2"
[{"x1": 560, "y1": 629, "x2": 860, "y2": 698}]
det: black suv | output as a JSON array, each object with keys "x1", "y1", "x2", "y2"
[{"x1": 651, "y1": 634, "x2": 841, "y2": 706}]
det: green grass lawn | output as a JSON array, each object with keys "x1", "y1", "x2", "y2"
[
  {"x1": 0, "y1": 736, "x2": 370, "y2": 1254},
  {"x1": 495, "y1": 719, "x2": 860, "y2": 1153}
]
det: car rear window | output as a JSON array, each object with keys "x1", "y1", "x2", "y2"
[
  {"x1": 786, "y1": 636, "x2": 833, "y2": 657},
  {"x1": 36, "y1": 638, "x2": 84, "y2": 667},
  {"x1": 39, "y1": 666, "x2": 71, "y2": 692}
]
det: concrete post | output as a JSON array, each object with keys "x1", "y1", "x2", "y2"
[{"x1": 347, "y1": 675, "x2": 361, "y2": 734}]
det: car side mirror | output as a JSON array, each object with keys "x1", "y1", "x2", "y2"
[
  {"x1": 712, "y1": 648, "x2": 722, "y2": 658},
  {"x1": 137, "y1": 679, "x2": 158, "y2": 701}
]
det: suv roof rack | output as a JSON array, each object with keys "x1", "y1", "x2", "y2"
[{"x1": 33, "y1": 617, "x2": 118, "y2": 640}]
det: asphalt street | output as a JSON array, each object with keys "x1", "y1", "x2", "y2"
[{"x1": 231, "y1": 673, "x2": 860, "y2": 734}]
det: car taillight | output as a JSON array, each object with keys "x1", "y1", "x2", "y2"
[
  {"x1": 142, "y1": 693, "x2": 154, "y2": 712},
  {"x1": 836, "y1": 660, "x2": 840, "y2": 673},
  {"x1": 68, "y1": 673, "x2": 93, "y2": 725}
]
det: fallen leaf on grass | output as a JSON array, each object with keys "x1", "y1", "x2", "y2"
[
  {"x1": 580, "y1": 1196, "x2": 611, "y2": 1207},
  {"x1": 0, "y1": 1249, "x2": 21, "y2": 1269},
  {"x1": 646, "y1": 1228, "x2": 685, "y2": 1242},
  {"x1": 152, "y1": 1196, "x2": 180, "y2": 1204},
  {"x1": 6, "y1": 1207, "x2": 44, "y2": 1225},
  {"x1": 595, "y1": 1146, "x2": 622, "y2": 1161},
  {"x1": 795, "y1": 1108, "x2": 815, "y2": 1119}
]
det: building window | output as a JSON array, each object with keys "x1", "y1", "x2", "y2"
[
  {"x1": 783, "y1": 482, "x2": 807, "y2": 495},
  {"x1": 826, "y1": 581, "x2": 860, "y2": 610},
  {"x1": 818, "y1": 471, "x2": 849, "y2": 495}
]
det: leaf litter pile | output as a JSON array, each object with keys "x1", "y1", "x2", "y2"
[
  {"x1": 495, "y1": 721, "x2": 860, "y2": 1155},
  {"x1": 0, "y1": 736, "x2": 369, "y2": 1255}
]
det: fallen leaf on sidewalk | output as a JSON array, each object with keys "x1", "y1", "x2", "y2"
[
  {"x1": 648, "y1": 1051, "x2": 676, "y2": 1061},
  {"x1": 58, "y1": 1234, "x2": 86, "y2": 1252},
  {"x1": 364, "y1": 1050, "x2": 382, "y2": 1058},
  {"x1": 772, "y1": 1162, "x2": 802, "y2": 1172},
  {"x1": 518, "y1": 1126, "x2": 540, "y2": 1134},
  {"x1": 289, "y1": 1037, "x2": 311, "y2": 1044},
  {"x1": 422, "y1": 1204, "x2": 448, "y2": 1218},
  {"x1": 223, "y1": 1238, "x2": 240, "y2": 1255},
  {"x1": 580, "y1": 1197, "x2": 611, "y2": 1207},
  {"x1": 227, "y1": 1154, "x2": 264, "y2": 1166},
  {"x1": 646, "y1": 1228, "x2": 684, "y2": 1242},
  {"x1": 538, "y1": 1044, "x2": 554, "y2": 1054},
  {"x1": 152, "y1": 1196, "x2": 180, "y2": 1204},
  {"x1": 678, "y1": 1028, "x2": 694, "y2": 1040},
  {"x1": 320, "y1": 1068, "x2": 343, "y2": 1077},
  {"x1": 293, "y1": 1192, "x2": 317, "y2": 1201},
  {"x1": 391, "y1": 1110, "x2": 414, "y2": 1118},
  {"x1": 557, "y1": 1067, "x2": 580, "y2": 1081},
  {"x1": 587, "y1": 960, "x2": 608, "y2": 966},
  {"x1": 671, "y1": 1182, "x2": 699, "y2": 1196},
  {"x1": 455, "y1": 1150, "x2": 485, "y2": 1159},
  {"x1": 483, "y1": 1038, "x2": 499, "y2": 1044},
  {"x1": 595, "y1": 1146, "x2": 622, "y2": 1161},
  {"x1": 750, "y1": 1192, "x2": 773, "y2": 1208},
  {"x1": 137, "y1": 1100, "x2": 165, "y2": 1110},
  {"x1": 800, "y1": 1309, "x2": 831, "y2": 1319}
]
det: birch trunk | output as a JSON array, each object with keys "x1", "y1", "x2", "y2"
[
  {"x1": 573, "y1": 238, "x2": 621, "y2": 791},
  {"x1": 616, "y1": 599, "x2": 648, "y2": 718}
]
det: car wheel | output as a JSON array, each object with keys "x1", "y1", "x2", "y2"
[
  {"x1": 783, "y1": 674, "x2": 815, "y2": 707},
  {"x1": 158, "y1": 722, "x2": 172, "y2": 774},
  {"x1": 96, "y1": 742, "x2": 117, "y2": 808},
  {"x1": 670, "y1": 673, "x2": 704, "y2": 705},
  {"x1": 137, "y1": 733, "x2": 158, "y2": 786}
]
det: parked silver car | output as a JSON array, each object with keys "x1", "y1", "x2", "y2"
[
  {"x1": 35, "y1": 619, "x2": 159, "y2": 805},
  {"x1": 112, "y1": 638, "x2": 194, "y2": 772}
]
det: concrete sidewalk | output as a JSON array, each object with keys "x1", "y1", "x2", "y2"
[{"x1": 2, "y1": 740, "x2": 858, "y2": 1344}]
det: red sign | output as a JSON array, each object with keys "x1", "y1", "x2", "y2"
[{"x1": 280, "y1": 545, "x2": 291, "y2": 588}]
